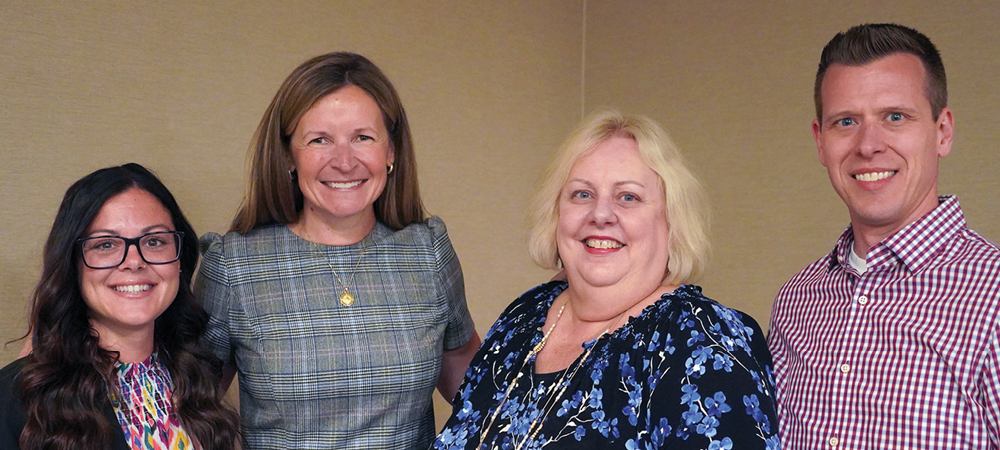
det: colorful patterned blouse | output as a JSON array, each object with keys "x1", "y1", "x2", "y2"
[
  {"x1": 110, "y1": 353, "x2": 196, "y2": 450},
  {"x1": 434, "y1": 282, "x2": 780, "y2": 450}
]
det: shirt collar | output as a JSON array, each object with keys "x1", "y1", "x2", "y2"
[{"x1": 831, "y1": 195, "x2": 966, "y2": 273}]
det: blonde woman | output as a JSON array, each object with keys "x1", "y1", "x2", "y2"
[{"x1": 434, "y1": 112, "x2": 778, "y2": 450}]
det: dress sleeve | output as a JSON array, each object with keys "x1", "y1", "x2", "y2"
[
  {"x1": 652, "y1": 301, "x2": 780, "y2": 450},
  {"x1": 428, "y1": 217, "x2": 476, "y2": 351},
  {"x1": 194, "y1": 233, "x2": 236, "y2": 368}
]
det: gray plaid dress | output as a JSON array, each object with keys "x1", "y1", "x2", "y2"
[{"x1": 196, "y1": 217, "x2": 476, "y2": 450}]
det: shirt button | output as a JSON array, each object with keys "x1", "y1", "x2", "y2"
[
  {"x1": 840, "y1": 363, "x2": 851, "y2": 373},
  {"x1": 858, "y1": 295, "x2": 868, "y2": 305},
  {"x1": 829, "y1": 436, "x2": 840, "y2": 447}
]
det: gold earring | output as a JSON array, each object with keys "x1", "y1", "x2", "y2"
[{"x1": 387, "y1": 163, "x2": 394, "y2": 175}]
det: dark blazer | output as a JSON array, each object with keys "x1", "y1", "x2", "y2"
[{"x1": 0, "y1": 357, "x2": 129, "y2": 450}]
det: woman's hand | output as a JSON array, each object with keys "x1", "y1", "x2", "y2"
[{"x1": 437, "y1": 330, "x2": 482, "y2": 403}]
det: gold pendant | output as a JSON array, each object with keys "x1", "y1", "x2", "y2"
[{"x1": 339, "y1": 291, "x2": 355, "y2": 306}]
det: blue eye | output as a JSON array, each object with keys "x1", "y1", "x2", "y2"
[
  {"x1": 836, "y1": 118, "x2": 856, "y2": 127},
  {"x1": 620, "y1": 193, "x2": 638, "y2": 202},
  {"x1": 888, "y1": 113, "x2": 904, "y2": 122},
  {"x1": 573, "y1": 190, "x2": 592, "y2": 199}
]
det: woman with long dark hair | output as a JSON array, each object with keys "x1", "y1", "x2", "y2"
[{"x1": 0, "y1": 163, "x2": 241, "y2": 450}]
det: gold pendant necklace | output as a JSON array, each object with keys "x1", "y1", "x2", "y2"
[
  {"x1": 477, "y1": 301, "x2": 628, "y2": 450},
  {"x1": 304, "y1": 231, "x2": 368, "y2": 306}
]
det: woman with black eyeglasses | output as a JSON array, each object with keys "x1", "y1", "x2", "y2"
[{"x1": 0, "y1": 163, "x2": 240, "y2": 450}]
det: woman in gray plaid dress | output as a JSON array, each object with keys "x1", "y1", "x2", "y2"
[{"x1": 195, "y1": 52, "x2": 481, "y2": 450}]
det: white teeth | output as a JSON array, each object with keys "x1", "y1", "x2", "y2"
[
  {"x1": 854, "y1": 171, "x2": 896, "y2": 182},
  {"x1": 585, "y1": 239, "x2": 623, "y2": 249},
  {"x1": 323, "y1": 180, "x2": 364, "y2": 189},
  {"x1": 114, "y1": 284, "x2": 152, "y2": 293}
]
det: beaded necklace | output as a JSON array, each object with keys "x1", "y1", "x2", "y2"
[{"x1": 477, "y1": 301, "x2": 628, "y2": 450}]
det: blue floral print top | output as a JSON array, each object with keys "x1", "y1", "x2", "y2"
[{"x1": 434, "y1": 282, "x2": 779, "y2": 450}]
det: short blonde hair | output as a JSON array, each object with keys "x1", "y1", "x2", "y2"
[{"x1": 528, "y1": 110, "x2": 710, "y2": 285}]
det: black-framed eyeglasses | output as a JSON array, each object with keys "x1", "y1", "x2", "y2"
[{"x1": 77, "y1": 231, "x2": 184, "y2": 269}]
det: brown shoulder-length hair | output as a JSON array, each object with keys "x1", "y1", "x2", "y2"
[
  {"x1": 17, "y1": 164, "x2": 240, "y2": 450},
  {"x1": 230, "y1": 52, "x2": 425, "y2": 233}
]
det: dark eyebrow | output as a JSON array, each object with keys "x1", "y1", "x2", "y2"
[{"x1": 84, "y1": 224, "x2": 173, "y2": 237}]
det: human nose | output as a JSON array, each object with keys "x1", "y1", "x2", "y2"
[
  {"x1": 118, "y1": 241, "x2": 146, "y2": 270},
  {"x1": 329, "y1": 141, "x2": 355, "y2": 170},
  {"x1": 855, "y1": 121, "x2": 886, "y2": 157},
  {"x1": 589, "y1": 196, "x2": 618, "y2": 227}
]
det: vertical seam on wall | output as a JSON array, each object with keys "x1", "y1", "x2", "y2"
[{"x1": 581, "y1": 0, "x2": 587, "y2": 120}]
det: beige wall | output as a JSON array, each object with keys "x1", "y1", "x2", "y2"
[
  {"x1": 0, "y1": 0, "x2": 582, "y2": 425},
  {"x1": 585, "y1": 1, "x2": 1000, "y2": 325},
  {"x1": 2, "y1": 0, "x2": 998, "y2": 428}
]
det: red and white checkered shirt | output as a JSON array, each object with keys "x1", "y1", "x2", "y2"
[{"x1": 769, "y1": 196, "x2": 1000, "y2": 449}]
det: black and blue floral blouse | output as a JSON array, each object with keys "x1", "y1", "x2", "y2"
[{"x1": 434, "y1": 282, "x2": 779, "y2": 450}]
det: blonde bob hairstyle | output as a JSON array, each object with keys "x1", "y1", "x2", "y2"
[
  {"x1": 528, "y1": 110, "x2": 710, "y2": 285},
  {"x1": 230, "y1": 52, "x2": 425, "y2": 234}
]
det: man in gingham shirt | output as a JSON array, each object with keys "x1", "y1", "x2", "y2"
[{"x1": 769, "y1": 23, "x2": 1000, "y2": 449}]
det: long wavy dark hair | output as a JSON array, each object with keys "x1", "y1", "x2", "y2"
[{"x1": 17, "y1": 163, "x2": 240, "y2": 449}]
